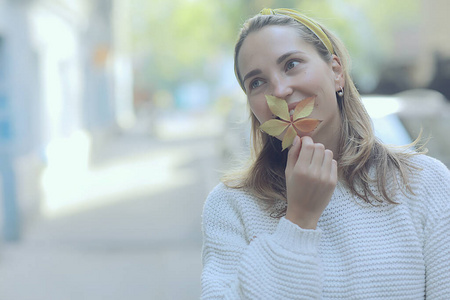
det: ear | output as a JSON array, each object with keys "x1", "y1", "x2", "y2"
[{"x1": 331, "y1": 55, "x2": 345, "y2": 92}]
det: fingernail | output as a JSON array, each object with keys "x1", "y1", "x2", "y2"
[{"x1": 293, "y1": 136, "x2": 300, "y2": 146}]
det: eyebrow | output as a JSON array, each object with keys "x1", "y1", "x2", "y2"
[
  {"x1": 242, "y1": 69, "x2": 262, "y2": 85},
  {"x1": 276, "y1": 51, "x2": 303, "y2": 65},
  {"x1": 242, "y1": 51, "x2": 304, "y2": 85}
]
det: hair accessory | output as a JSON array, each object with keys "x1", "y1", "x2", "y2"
[
  {"x1": 337, "y1": 86, "x2": 344, "y2": 97},
  {"x1": 260, "y1": 8, "x2": 335, "y2": 55},
  {"x1": 260, "y1": 8, "x2": 276, "y2": 15}
]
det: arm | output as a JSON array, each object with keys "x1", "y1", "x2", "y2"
[
  {"x1": 201, "y1": 186, "x2": 323, "y2": 299},
  {"x1": 423, "y1": 160, "x2": 450, "y2": 299},
  {"x1": 424, "y1": 205, "x2": 450, "y2": 299},
  {"x1": 202, "y1": 136, "x2": 336, "y2": 299}
]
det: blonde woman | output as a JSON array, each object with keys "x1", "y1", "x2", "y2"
[{"x1": 201, "y1": 8, "x2": 450, "y2": 299}]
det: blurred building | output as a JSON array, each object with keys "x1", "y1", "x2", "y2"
[
  {"x1": 374, "y1": 0, "x2": 450, "y2": 99},
  {"x1": 0, "y1": 0, "x2": 134, "y2": 241}
]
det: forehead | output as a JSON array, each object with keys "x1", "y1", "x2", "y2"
[{"x1": 238, "y1": 25, "x2": 315, "y2": 73}]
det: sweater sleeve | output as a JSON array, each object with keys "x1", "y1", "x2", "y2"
[
  {"x1": 201, "y1": 184, "x2": 323, "y2": 299},
  {"x1": 421, "y1": 159, "x2": 450, "y2": 299}
]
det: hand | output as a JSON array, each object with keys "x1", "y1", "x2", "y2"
[{"x1": 285, "y1": 136, "x2": 338, "y2": 229}]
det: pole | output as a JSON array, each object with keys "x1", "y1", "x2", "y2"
[{"x1": 0, "y1": 153, "x2": 20, "y2": 241}]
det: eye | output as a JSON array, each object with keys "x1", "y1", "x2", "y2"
[
  {"x1": 250, "y1": 79, "x2": 264, "y2": 90},
  {"x1": 286, "y1": 60, "x2": 300, "y2": 71}
]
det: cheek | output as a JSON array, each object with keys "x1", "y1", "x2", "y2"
[
  {"x1": 304, "y1": 70, "x2": 333, "y2": 91},
  {"x1": 248, "y1": 99, "x2": 272, "y2": 124}
]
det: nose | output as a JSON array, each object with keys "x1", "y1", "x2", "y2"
[{"x1": 270, "y1": 76, "x2": 293, "y2": 100}]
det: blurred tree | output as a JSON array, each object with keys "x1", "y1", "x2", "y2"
[
  {"x1": 129, "y1": 0, "x2": 315, "y2": 92},
  {"x1": 131, "y1": 0, "x2": 241, "y2": 89},
  {"x1": 297, "y1": 0, "x2": 420, "y2": 93},
  {"x1": 129, "y1": 0, "x2": 420, "y2": 100}
]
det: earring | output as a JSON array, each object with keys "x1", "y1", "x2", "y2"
[{"x1": 337, "y1": 86, "x2": 344, "y2": 97}]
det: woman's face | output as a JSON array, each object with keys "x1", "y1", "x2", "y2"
[{"x1": 237, "y1": 25, "x2": 345, "y2": 152}]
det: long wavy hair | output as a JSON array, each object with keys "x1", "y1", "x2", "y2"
[{"x1": 224, "y1": 11, "x2": 423, "y2": 216}]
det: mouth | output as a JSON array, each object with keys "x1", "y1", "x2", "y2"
[
  {"x1": 287, "y1": 102, "x2": 300, "y2": 112},
  {"x1": 288, "y1": 95, "x2": 317, "y2": 111},
  {"x1": 272, "y1": 96, "x2": 317, "y2": 120}
]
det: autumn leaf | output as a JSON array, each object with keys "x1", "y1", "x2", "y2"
[{"x1": 259, "y1": 95, "x2": 322, "y2": 150}]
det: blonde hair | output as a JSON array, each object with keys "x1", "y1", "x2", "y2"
[{"x1": 225, "y1": 12, "x2": 423, "y2": 216}]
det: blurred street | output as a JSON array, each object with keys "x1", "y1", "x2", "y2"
[
  {"x1": 1, "y1": 1, "x2": 450, "y2": 300},
  {"x1": 0, "y1": 119, "x2": 226, "y2": 300}
]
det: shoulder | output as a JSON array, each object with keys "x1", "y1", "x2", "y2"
[
  {"x1": 203, "y1": 183, "x2": 254, "y2": 214},
  {"x1": 408, "y1": 154, "x2": 450, "y2": 186},
  {"x1": 406, "y1": 154, "x2": 450, "y2": 220},
  {"x1": 202, "y1": 183, "x2": 279, "y2": 241},
  {"x1": 203, "y1": 182, "x2": 271, "y2": 219},
  {"x1": 409, "y1": 153, "x2": 449, "y2": 171},
  {"x1": 202, "y1": 183, "x2": 258, "y2": 233}
]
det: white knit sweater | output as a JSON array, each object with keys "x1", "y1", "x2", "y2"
[{"x1": 201, "y1": 155, "x2": 450, "y2": 299}]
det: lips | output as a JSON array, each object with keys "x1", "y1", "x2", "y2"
[
  {"x1": 287, "y1": 95, "x2": 316, "y2": 111},
  {"x1": 272, "y1": 96, "x2": 317, "y2": 120},
  {"x1": 288, "y1": 101, "x2": 301, "y2": 111}
]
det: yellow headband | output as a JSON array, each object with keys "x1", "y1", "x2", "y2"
[{"x1": 260, "y1": 8, "x2": 335, "y2": 55}]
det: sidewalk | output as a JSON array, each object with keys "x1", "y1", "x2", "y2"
[{"x1": 0, "y1": 128, "x2": 225, "y2": 300}]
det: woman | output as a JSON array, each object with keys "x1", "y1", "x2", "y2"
[{"x1": 201, "y1": 8, "x2": 450, "y2": 299}]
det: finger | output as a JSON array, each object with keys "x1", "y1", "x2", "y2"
[
  {"x1": 286, "y1": 136, "x2": 301, "y2": 175},
  {"x1": 321, "y1": 149, "x2": 334, "y2": 174},
  {"x1": 330, "y1": 159, "x2": 338, "y2": 184},
  {"x1": 310, "y1": 143, "x2": 325, "y2": 170},
  {"x1": 296, "y1": 136, "x2": 315, "y2": 168}
]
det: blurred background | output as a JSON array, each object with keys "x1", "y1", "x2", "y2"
[{"x1": 0, "y1": 0, "x2": 449, "y2": 299}]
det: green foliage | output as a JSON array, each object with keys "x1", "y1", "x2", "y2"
[
  {"x1": 129, "y1": 0, "x2": 420, "y2": 92},
  {"x1": 131, "y1": 0, "x2": 243, "y2": 86},
  {"x1": 296, "y1": 0, "x2": 420, "y2": 91}
]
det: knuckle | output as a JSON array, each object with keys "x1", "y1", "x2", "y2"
[
  {"x1": 318, "y1": 171, "x2": 334, "y2": 183},
  {"x1": 292, "y1": 167, "x2": 308, "y2": 178},
  {"x1": 321, "y1": 177, "x2": 333, "y2": 186},
  {"x1": 302, "y1": 136, "x2": 312, "y2": 143},
  {"x1": 315, "y1": 143, "x2": 325, "y2": 151},
  {"x1": 307, "y1": 169, "x2": 322, "y2": 182},
  {"x1": 303, "y1": 143, "x2": 315, "y2": 152},
  {"x1": 301, "y1": 136, "x2": 313, "y2": 146},
  {"x1": 324, "y1": 149, "x2": 333, "y2": 157},
  {"x1": 323, "y1": 176, "x2": 337, "y2": 188}
]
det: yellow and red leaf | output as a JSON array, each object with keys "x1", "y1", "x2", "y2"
[
  {"x1": 259, "y1": 119, "x2": 290, "y2": 136},
  {"x1": 282, "y1": 126, "x2": 298, "y2": 151},
  {"x1": 259, "y1": 95, "x2": 322, "y2": 151},
  {"x1": 293, "y1": 118, "x2": 322, "y2": 133},
  {"x1": 293, "y1": 96, "x2": 315, "y2": 119},
  {"x1": 266, "y1": 95, "x2": 290, "y2": 121}
]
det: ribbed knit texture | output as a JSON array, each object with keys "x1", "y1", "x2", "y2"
[{"x1": 201, "y1": 155, "x2": 450, "y2": 299}]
